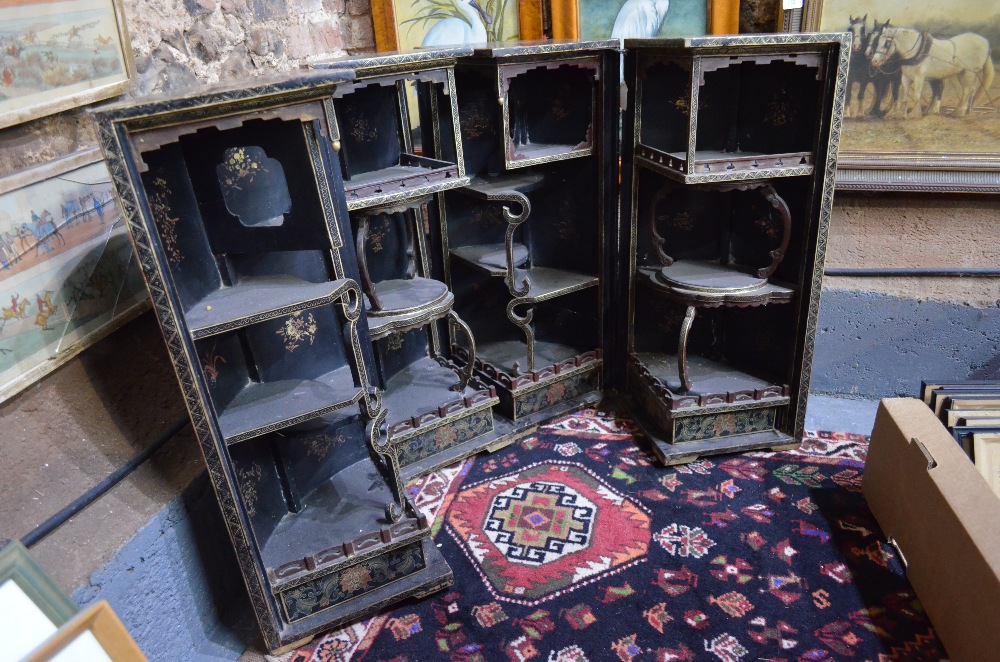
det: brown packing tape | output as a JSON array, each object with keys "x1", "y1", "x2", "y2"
[{"x1": 863, "y1": 398, "x2": 1000, "y2": 662}]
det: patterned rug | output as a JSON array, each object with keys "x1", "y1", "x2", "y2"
[{"x1": 281, "y1": 409, "x2": 947, "y2": 662}]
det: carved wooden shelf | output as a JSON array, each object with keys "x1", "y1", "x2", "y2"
[
  {"x1": 218, "y1": 366, "x2": 364, "y2": 444},
  {"x1": 643, "y1": 264, "x2": 795, "y2": 306},
  {"x1": 631, "y1": 351, "x2": 789, "y2": 409},
  {"x1": 450, "y1": 242, "x2": 529, "y2": 277},
  {"x1": 365, "y1": 278, "x2": 454, "y2": 339},
  {"x1": 462, "y1": 172, "x2": 546, "y2": 197},
  {"x1": 514, "y1": 267, "x2": 599, "y2": 302},
  {"x1": 636, "y1": 144, "x2": 815, "y2": 183},
  {"x1": 262, "y1": 457, "x2": 428, "y2": 587},
  {"x1": 186, "y1": 276, "x2": 358, "y2": 339},
  {"x1": 343, "y1": 155, "x2": 467, "y2": 210}
]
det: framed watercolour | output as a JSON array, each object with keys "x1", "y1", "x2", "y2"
[
  {"x1": 0, "y1": 541, "x2": 78, "y2": 662},
  {"x1": 973, "y1": 433, "x2": 1000, "y2": 500},
  {"x1": 0, "y1": 149, "x2": 148, "y2": 404},
  {"x1": 24, "y1": 600, "x2": 145, "y2": 661},
  {"x1": 0, "y1": 0, "x2": 135, "y2": 130},
  {"x1": 371, "y1": 0, "x2": 533, "y2": 52},
  {"x1": 799, "y1": 0, "x2": 1000, "y2": 192},
  {"x1": 551, "y1": 0, "x2": 736, "y2": 40}
]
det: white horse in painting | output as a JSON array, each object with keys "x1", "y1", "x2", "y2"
[{"x1": 871, "y1": 26, "x2": 994, "y2": 119}]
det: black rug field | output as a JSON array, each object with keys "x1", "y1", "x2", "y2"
[{"x1": 286, "y1": 408, "x2": 946, "y2": 662}]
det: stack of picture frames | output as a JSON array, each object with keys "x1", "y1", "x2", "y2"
[
  {"x1": 0, "y1": 540, "x2": 146, "y2": 660},
  {"x1": 921, "y1": 380, "x2": 1000, "y2": 499},
  {"x1": 788, "y1": 0, "x2": 1000, "y2": 192},
  {"x1": 0, "y1": 0, "x2": 146, "y2": 405},
  {"x1": 370, "y1": 0, "x2": 741, "y2": 52}
]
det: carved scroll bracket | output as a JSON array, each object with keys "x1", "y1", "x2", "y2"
[
  {"x1": 506, "y1": 299, "x2": 535, "y2": 375},
  {"x1": 446, "y1": 310, "x2": 476, "y2": 392},
  {"x1": 496, "y1": 190, "x2": 532, "y2": 296}
]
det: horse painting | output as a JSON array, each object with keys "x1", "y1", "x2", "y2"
[
  {"x1": 871, "y1": 26, "x2": 995, "y2": 118},
  {"x1": 20, "y1": 211, "x2": 65, "y2": 255}
]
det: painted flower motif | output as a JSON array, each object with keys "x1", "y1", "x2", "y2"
[
  {"x1": 546, "y1": 381, "x2": 567, "y2": 403},
  {"x1": 219, "y1": 147, "x2": 268, "y2": 191},
  {"x1": 276, "y1": 311, "x2": 318, "y2": 352},
  {"x1": 200, "y1": 344, "x2": 226, "y2": 385},
  {"x1": 434, "y1": 426, "x2": 458, "y2": 449},
  {"x1": 149, "y1": 177, "x2": 183, "y2": 265},
  {"x1": 340, "y1": 565, "x2": 372, "y2": 593}
]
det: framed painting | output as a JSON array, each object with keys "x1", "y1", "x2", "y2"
[
  {"x1": 800, "y1": 0, "x2": 1000, "y2": 192},
  {"x1": 0, "y1": 148, "x2": 148, "y2": 404},
  {"x1": 0, "y1": 0, "x2": 135, "y2": 130},
  {"x1": 24, "y1": 600, "x2": 146, "y2": 661},
  {"x1": 973, "y1": 433, "x2": 1000, "y2": 500},
  {"x1": 550, "y1": 0, "x2": 736, "y2": 40},
  {"x1": 0, "y1": 541, "x2": 78, "y2": 662},
  {"x1": 372, "y1": 0, "x2": 535, "y2": 52}
]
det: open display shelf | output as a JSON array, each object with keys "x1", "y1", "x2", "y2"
[
  {"x1": 327, "y1": 66, "x2": 469, "y2": 210},
  {"x1": 94, "y1": 66, "x2": 457, "y2": 654},
  {"x1": 620, "y1": 36, "x2": 846, "y2": 464},
  {"x1": 96, "y1": 36, "x2": 847, "y2": 650},
  {"x1": 499, "y1": 57, "x2": 601, "y2": 168},
  {"x1": 631, "y1": 43, "x2": 825, "y2": 183},
  {"x1": 333, "y1": 54, "x2": 504, "y2": 479}
]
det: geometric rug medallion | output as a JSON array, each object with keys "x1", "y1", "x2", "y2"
[{"x1": 447, "y1": 461, "x2": 651, "y2": 604}]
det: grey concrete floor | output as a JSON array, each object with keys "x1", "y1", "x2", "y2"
[{"x1": 805, "y1": 393, "x2": 880, "y2": 435}]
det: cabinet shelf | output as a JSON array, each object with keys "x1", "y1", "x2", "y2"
[
  {"x1": 186, "y1": 276, "x2": 357, "y2": 339},
  {"x1": 462, "y1": 172, "x2": 546, "y2": 197},
  {"x1": 632, "y1": 351, "x2": 788, "y2": 409},
  {"x1": 263, "y1": 457, "x2": 426, "y2": 589},
  {"x1": 450, "y1": 243, "x2": 529, "y2": 277},
  {"x1": 644, "y1": 262, "x2": 795, "y2": 306},
  {"x1": 636, "y1": 144, "x2": 814, "y2": 184},
  {"x1": 515, "y1": 267, "x2": 599, "y2": 303},
  {"x1": 366, "y1": 277, "x2": 454, "y2": 339},
  {"x1": 344, "y1": 155, "x2": 467, "y2": 210},
  {"x1": 383, "y1": 356, "x2": 484, "y2": 432},
  {"x1": 478, "y1": 339, "x2": 595, "y2": 379},
  {"x1": 219, "y1": 366, "x2": 363, "y2": 444}
]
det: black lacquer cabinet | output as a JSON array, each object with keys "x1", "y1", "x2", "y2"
[{"x1": 93, "y1": 33, "x2": 847, "y2": 651}]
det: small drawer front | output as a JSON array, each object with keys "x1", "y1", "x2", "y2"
[
  {"x1": 672, "y1": 406, "x2": 781, "y2": 444},
  {"x1": 279, "y1": 542, "x2": 426, "y2": 623}
]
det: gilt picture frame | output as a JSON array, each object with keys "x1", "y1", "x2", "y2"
[
  {"x1": 798, "y1": 0, "x2": 1000, "y2": 192},
  {"x1": 24, "y1": 600, "x2": 146, "y2": 662},
  {"x1": 0, "y1": 0, "x2": 135, "y2": 130},
  {"x1": 551, "y1": 0, "x2": 733, "y2": 40},
  {"x1": 0, "y1": 541, "x2": 78, "y2": 662},
  {"x1": 0, "y1": 149, "x2": 148, "y2": 404}
]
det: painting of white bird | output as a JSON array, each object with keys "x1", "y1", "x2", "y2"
[
  {"x1": 580, "y1": 0, "x2": 705, "y2": 40},
  {"x1": 418, "y1": 0, "x2": 494, "y2": 47},
  {"x1": 611, "y1": 0, "x2": 671, "y2": 38}
]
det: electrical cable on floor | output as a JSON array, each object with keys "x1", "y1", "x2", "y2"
[
  {"x1": 20, "y1": 417, "x2": 192, "y2": 549},
  {"x1": 825, "y1": 267, "x2": 1000, "y2": 277}
]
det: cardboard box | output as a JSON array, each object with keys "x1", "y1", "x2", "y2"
[{"x1": 864, "y1": 398, "x2": 1000, "y2": 661}]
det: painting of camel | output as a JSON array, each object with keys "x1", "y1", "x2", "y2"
[
  {"x1": 0, "y1": 149, "x2": 147, "y2": 403},
  {"x1": 804, "y1": 0, "x2": 1000, "y2": 191},
  {"x1": 0, "y1": 0, "x2": 133, "y2": 129}
]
